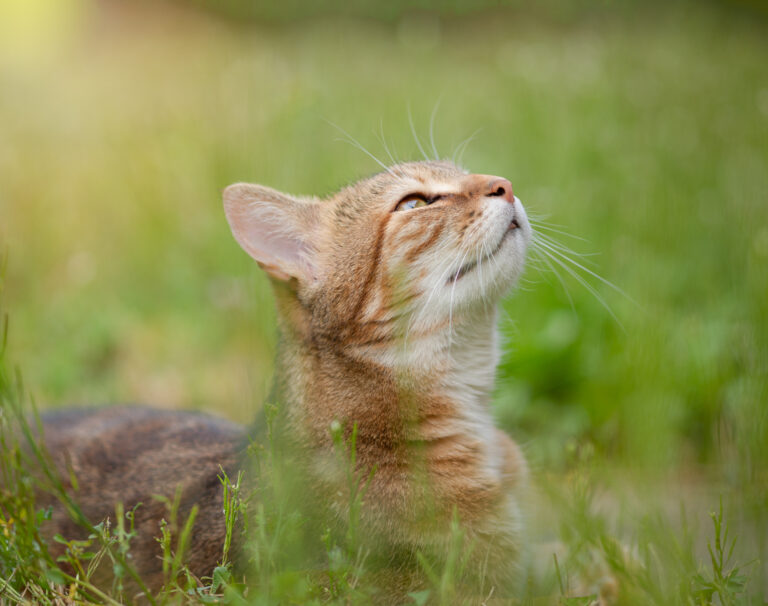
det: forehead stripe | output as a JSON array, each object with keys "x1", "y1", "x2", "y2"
[{"x1": 350, "y1": 212, "x2": 391, "y2": 322}]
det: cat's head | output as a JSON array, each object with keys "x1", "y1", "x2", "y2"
[{"x1": 224, "y1": 161, "x2": 531, "y2": 344}]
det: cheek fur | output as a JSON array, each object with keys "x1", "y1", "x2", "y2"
[{"x1": 456, "y1": 207, "x2": 482, "y2": 244}]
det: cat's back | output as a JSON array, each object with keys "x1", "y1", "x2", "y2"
[
  {"x1": 41, "y1": 405, "x2": 246, "y2": 493},
  {"x1": 37, "y1": 405, "x2": 247, "y2": 594}
]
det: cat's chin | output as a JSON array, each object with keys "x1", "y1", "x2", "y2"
[{"x1": 452, "y1": 216, "x2": 531, "y2": 301}]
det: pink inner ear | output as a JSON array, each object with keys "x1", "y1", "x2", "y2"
[
  {"x1": 224, "y1": 189, "x2": 316, "y2": 282},
  {"x1": 243, "y1": 216, "x2": 310, "y2": 270}
]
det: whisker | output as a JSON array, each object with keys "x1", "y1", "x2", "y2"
[
  {"x1": 407, "y1": 104, "x2": 431, "y2": 163},
  {"x1": 418, "y1": 247, "x2": 464, "y2": 325},
  {"x1": 484, "y1": 237, "x2": 502, "y2": 292},
  {"x1": 525, "y1": 213, "x2": 574, "y2": 230},
  {"x1": 515, "y1": 280, "x2": 538, "y2": 292},
  {"x1": 476, "y1": 240, "x2": 486, "y2": 296},
  {"x1": 533, "y1": 232, "x2": 600, "y2": 263},
  {"x1": 448, "y1": 248, "x2": 471, "y2": 343},
  {"x1": 533, "y1": 242, "x2": 625, "y2": 329},
  {"x1": 429, "y1": 97, "x2": 443, "y2": 161},
  {"x1": 377, "y1": 119, "x2": 399, "y2": 167},
  {"x1": 530, "y1": 244, "x2": 575, "y2": 310},
  {"x1": 326, "y1": 120, "x2": 402, "y2": 179},
  {"x1": 528, "y1": 220, "x2": 590, "y2": 243},
  {"x1": 533, "y1": 238, "x2": 634, "y2": 303},
  {"x1": 452, "y1": 128, "x2": 482, "y2": 168}
]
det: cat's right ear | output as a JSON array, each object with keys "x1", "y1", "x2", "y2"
[{"x1": 223, "y1": 183, "x2": 319, "y2": 284}]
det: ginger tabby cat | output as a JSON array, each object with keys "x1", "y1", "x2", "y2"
[{"x1": 36, "y1": 160, "x2": 532, "y2": 600}]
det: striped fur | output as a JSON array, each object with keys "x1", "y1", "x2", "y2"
[
  {"x1": 225, "y1": 160, "x2": 532, "y2": 593},
  {"x1": 28, "y1": 161, "x2": 531, "y2": 600}
]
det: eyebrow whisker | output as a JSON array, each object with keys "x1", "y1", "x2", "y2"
[{"x1": 408, "y1": 104, "x2": 431, "y2": 163}]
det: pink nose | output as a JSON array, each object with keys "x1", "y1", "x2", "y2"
[{"x1": 485, "y1": 177, "x2": 514, "y2": 204}]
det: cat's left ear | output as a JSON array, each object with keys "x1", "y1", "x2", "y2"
[{"x1": 223, "y1": 183, "x2": 320, "y2": 284}]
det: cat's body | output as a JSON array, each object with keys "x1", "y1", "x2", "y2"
[
  {"x1": 37, "y1": 406, "x2": 245, "y2": 592},
  {"x1": 35, "y1": 160, "x2": 532, "y2": 599}
]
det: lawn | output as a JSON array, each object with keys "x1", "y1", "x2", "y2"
[{"x1": 1, "y1": 0, "x2": 766, "y2": 603}]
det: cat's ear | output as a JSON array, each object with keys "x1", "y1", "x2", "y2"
[{"x1": 223, "y1": 183, "x2": 319, "y2": 284}]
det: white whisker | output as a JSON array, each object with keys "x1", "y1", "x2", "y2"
[
  {"x1": 452, "y1": 128, "x2": 482, "y2": 168},
  {"x1": 407, "y1": 105, "x2": 431, "y2": 163},
  {"x1": 326, "y1": 120, "x2": 403, "y2": 179},
  {"x1": 448, "y1": 248, "x2": 471, "y2": 344},
  {"x1": 533, "y1": 237, "x2": 633, "y2": 302},
  {"x1": 528, "y1": 220, "x2": 590, "y2": 243},
  {"x1": 429, "y1": 98, "x2": 442, "y2": 161},
  {"x1": 533, "y1": 241, "x2": 625, "y2": 329},
  {"x1": 534, "y1": 231, "x2": 600, "y2": 262},
  {"x1": 417, "y1": 246, "x2": 465, "y2": 329},
  {"x1": 377, "y1": 120, "x2": 399, "y2": 167},
  {"x1": 530, "y1": 244, "x2": 575, "y2": 310}
]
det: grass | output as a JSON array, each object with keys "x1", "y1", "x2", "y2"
[{"x1": 0, "y1": 0, "x2": 767, "y2": 603}]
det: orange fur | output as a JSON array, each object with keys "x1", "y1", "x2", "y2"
[
  {"x1": 226, "y1": 160, "x2": 533, "y2": 593},
  {"x1": 30, "y1": 160, "x2": 532, "y2": 600}
]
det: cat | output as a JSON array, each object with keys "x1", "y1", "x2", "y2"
[{"x1": 33, "y1": 160, "x2": 532, "y2": 600}]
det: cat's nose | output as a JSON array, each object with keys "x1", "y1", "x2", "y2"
[{"x1": 484, "y1": 177, "x2": 514, "y2": 204}]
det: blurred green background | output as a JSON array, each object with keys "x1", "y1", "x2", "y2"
[{"x1": 1, "y1": 0, "x2": 767, "y2": 593}]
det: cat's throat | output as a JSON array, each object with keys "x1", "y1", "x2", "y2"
[{"x1": 272, "y1": 305, "x2": 510, "y2": 525}]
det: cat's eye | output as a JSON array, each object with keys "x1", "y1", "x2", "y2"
[{"x1": 395, "y1": 194, "x2": 429, "y2": 211}]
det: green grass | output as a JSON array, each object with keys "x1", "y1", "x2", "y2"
[{"x1": 0, "y1": 0, "x2": 767, "y2": 603}]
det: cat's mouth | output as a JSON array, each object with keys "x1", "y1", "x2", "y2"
[{"x1": 448, "y1": 217, "x2": 519, "y2": 283}]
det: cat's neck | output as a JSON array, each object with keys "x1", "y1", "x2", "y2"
[{"x1": 275, "y1": 304, "x2": 501, "y2": 448}]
